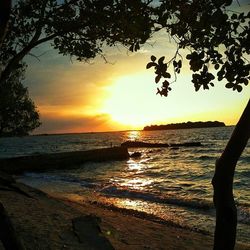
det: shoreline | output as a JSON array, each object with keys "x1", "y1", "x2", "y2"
[{"x1": 1, "y1": 178, "x2": 249, "y2": 249}]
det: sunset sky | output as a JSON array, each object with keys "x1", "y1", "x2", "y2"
[{"x1": 23, "y1": 2, "x2": 250, "y2": 134}]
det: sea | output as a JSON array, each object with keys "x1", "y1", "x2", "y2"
[{"x1": 0, "y1": 127, "x2": 249, "y2": 245}]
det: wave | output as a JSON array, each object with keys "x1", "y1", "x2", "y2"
[
  {"x1": 238, "y1": 205, "x2": 250, "y2": 225},
  {"x1": 198, "y1": 155, "x2": 216, "y2": 160},
  {"x1": 99, "y1": 185, "x2": 250, "y2": 226},
  {"x1": 99, "y1": 185, "x2": 212, "y2": 210},
  {"x1": 86, "y1": 199, "x2": 210, "y2": 235},
  {"x1": 23, "y1": 172, "x2": 99, "y2": 188},
  {"x1": 22, "y1": 172, "x2": 250, "y2": 226},
  {"x1": 238, "y1": 170, "x2": 250, "y2": 178},
  {"x1": 239, "y1": 156, "x2": 250, "y2": 164}
]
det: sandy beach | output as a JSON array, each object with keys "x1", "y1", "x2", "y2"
[{"x1": 1, "y1": 178, "x2": 249, "y2": 250}]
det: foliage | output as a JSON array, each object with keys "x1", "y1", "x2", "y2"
[
  {"x1": 0, "y1": 0, "x2": 156, "y2": 136},
  {"x1": 0, "y1": 0, "x2": 11, "y2": 46},
  {"x1": 1, "y1": 0, "x2": 249, "y2": 105},
  {"x1": 146, "y1": 0, "x2": 250, "y2": 96},
  {"x1": 0, "y1": 0, "x2": 155, "y2": 83},
  {"x1": 0, "y1": 64, "x2": 40, "y2": 136}
]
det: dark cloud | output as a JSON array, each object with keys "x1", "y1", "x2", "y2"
[{"x1": 34, "y1": 113, "x2": 113, "y2": 134}]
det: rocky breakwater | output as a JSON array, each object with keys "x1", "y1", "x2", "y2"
[
  {"x1": 121, "y1": 141, "x2": 202, "y2": 148},
  {"x1": 0, "y1": 146, "x2": 129, "y2": 175}
]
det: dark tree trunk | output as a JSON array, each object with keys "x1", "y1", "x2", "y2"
[
  {"x1": 0, "y1": 203, "x2": 25, "y2": 249},
  {"x1": 212, "y1": 99, "x2": 250, "y2": 250}
]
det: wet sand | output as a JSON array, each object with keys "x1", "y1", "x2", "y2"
[{"x1": 1, "y1": 179, "x2": 249, "y2": 250}]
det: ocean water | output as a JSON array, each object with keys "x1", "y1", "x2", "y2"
[{"x1": 0, "y1": 127, "x2": 249, "y2": 244}]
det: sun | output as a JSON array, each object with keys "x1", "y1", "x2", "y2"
[
  {"x1": 101, "y1": 73, "x2": 148, "y2": 129},
  {"x1": 102, "y1": 73, "x2": 166, "y2": 129}
]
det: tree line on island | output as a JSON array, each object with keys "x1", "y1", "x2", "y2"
[{"x1": 143, "y1": 121, "x2": 225, "y2": 131}]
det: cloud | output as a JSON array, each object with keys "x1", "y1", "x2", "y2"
[
  {"x1": 34, "y1": 113, "x2": 119, "y2": 134},
  {"x1": 24, "y1": 41, "x2": 157, "y2": 115}
]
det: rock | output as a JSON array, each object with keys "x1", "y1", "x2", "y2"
[
  {"x1": 121, "y1": 141, "x2": 169, "y2": 148},
  {"x1": 130, "y1": 152, "x2": 142, "y2": 158},
  {"x1": 0, "y1": 171, "x2": 33, "y2": 198},
  {"x1": 121, "y1": 141, "x2": 202, "y2": 148},
  {"x1": 169, "y1": 142, "x2": 202, "y2": 147},
  {"x1": 72, "y1": 215, "x2": 114, "y2": 250},
  {"x1": 0, "y1": 171, "x2": 15, "y2": 186}
]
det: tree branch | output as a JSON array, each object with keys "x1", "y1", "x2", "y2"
[
  {"x1": 0, "y1": 0, "x2": 11, "y2": 48},
  {"x1": 56, "y1": 0, "x2": 79, "y2": 11},
  {"x1": 28, "y1": 0, "x2": 50, "y2": 45}
]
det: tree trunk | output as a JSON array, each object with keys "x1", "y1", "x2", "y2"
[
  {"x1": 0, "y1": 202, "x2": 25, "y2": 249},
  {"x1": 212, "y1": 99, "x2": 250, "y2": 250}
]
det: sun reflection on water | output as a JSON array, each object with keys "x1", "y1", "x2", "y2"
[
  {"x1": 127, "y1": 158, "x2": 143, "y2": 171},
  {"x1": 120, "y1": 178, "x2": 153, "y2": 190},
  {"x1": 120, "y1": 158, "x2": 153, "y2": 190},
  {"x1": 126, "y1": 130, "x2": 141, "y2": 141},
  {"x1": 116, "y1": 199, "x2": 143, "y2": 210}
]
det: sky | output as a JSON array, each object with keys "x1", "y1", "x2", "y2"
[{"x1": 23, "y1": 2, "x2": 250, "y2": 134}]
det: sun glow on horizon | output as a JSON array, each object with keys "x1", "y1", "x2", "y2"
[
  {"x1": 101, "y1": 72, "x2": 248, "y2": 129},
  {"x1": 102, "y1": 73, "x2": 187, "y2": 129},
  {"x1": 30, "y1": 43, "x2": 249, "y2": 134},
  {"x1": 35, "y1": 69, "x2": 249, "y2": 134}
]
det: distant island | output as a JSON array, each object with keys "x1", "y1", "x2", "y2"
[{"x1": 143, "y1": 121, "x2": 226, "y2": 131}]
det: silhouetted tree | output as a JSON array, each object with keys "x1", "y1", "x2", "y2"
[
  {"x1": 0, "y1": 0, "x2": 11, "y2": 47},
  {"x1": 0, "y1": 0, "x2": 154, "y2": 85},
  {"x1": 147, "y1": 1, "x2": 249, "y2": 249},
  {"x1": 0, "y1": 0, "x2": 155, "y2": 136},
  {"x1": 1, "y1": 0, "x2": 249, "y2": 248},
  {"x1": 0, "y1": 64, "x2": 40, "y2": 136},
  {"x1": 0, "y1": 0, "x2": 40, "y2": 137}
]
